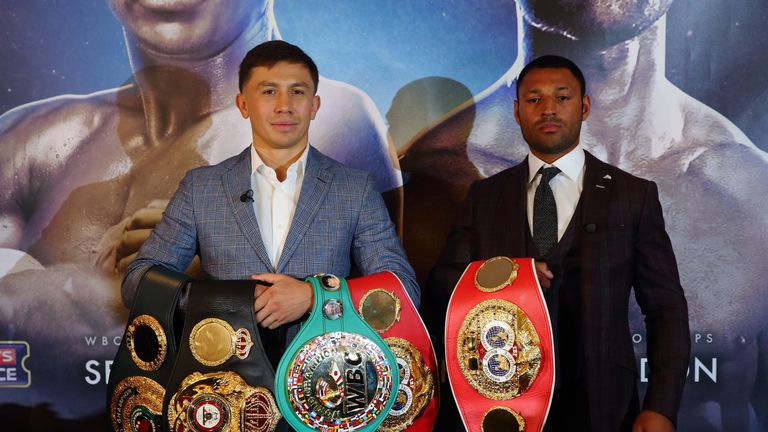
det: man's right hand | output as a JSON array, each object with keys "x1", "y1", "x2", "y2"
[
  {"x1": 535, "y1": 261, "x2": 554, "y2": 289},
  {"x1": 252, "y1": 273, "x2": 314, "y2": 329}
]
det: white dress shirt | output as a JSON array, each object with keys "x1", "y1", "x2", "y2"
[
  {"x1": 526, "y1": 146, "x2": 586, "y2": 241},
  {"x1": 250, "y1": 145, "x2": 309, "y2": 266}
]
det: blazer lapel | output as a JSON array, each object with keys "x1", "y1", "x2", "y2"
[
  {"x1": 276, "y1": 146, "x2": 333, "y2": 273},
  {"x1": 578, "y1": 151, "x2": 613, "y2": 258},
  {"x1": 223, "y1": 147, "x2": 274, "y2": 270}
]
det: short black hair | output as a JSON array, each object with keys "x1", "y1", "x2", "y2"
[
  {"x1": 516, "y1": 55, "x2": 586, "y2": 99},
  {"x1": 238, "y1": 40, "x2": 319, "y2": 93}
]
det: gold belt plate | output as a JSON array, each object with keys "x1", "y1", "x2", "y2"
[
  {"x1": 110, "y1": 376, "x2": 164, "y2": 432},
  {"x1": 457, "y1": 299, "x2": 541, "y2": 400},
  {"x1": 167, "y1": 371, "x2": 280, "y2": 432},
  {"x1": 126, "y1": 314, "x2": 167, "y2": 372},
  {"x1": 189, "y1": 318, "x2": 254, "y2": 367},
  {"x1": 380, "y1": 337, "x2": 435, "y2": 432}
]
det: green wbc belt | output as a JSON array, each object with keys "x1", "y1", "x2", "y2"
[{"x1": 275, "y1": 274, "x2": 400, "y2": 431}]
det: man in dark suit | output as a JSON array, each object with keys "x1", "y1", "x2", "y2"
[{"x1": 428, "y1": 55, "x2": 689, "y2": 431}]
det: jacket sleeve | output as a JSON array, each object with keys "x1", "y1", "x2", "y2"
[
  {"x1": 351, "y1": 174, "x2": 421, "y2": 307},
  {"x1": 424, "y1": 181, "x2": 479, "y2": 340},
  {"x1": 121, "y1": 171, "x2": 198, "y2": 308},
  {"x1": 632, "y1": 180, "x2": 691, "y2": 422}
]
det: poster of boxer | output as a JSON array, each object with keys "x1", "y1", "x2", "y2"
[{"x1": 1, "y1": 1, "x2": 766, "y2": 431}]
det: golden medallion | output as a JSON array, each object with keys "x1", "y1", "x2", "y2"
[
  {"x1": 481, "y1": 406, "x2": 526, "y2": 432},
  {"x1": 358, "y1": 289, "x2": 402, "y2": 333},
  {"x1": 475, "y1": 257, "x2": 519, "y2": 292},
  {"x1": 110, "y1": 376, "x2": 164, "y2": 432},
  {"x1": 457, "y1": 299, "x2": 541, "y2": 400},
  {"x1": 168, "y1": 371, "x2": 280, "y2": 432},
  {"x1": 189, "y1": 318, "x2": 253, "y2": 367},
  {"x1": 380, "y1": 337, "x2": 435, "y2": 432},
  {"x1": 125, "y1": 314, "x2": 167, "y2": 372}
]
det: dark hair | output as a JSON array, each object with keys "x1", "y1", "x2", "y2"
[
  {"x1": 238, "y1": 40, "x2": 319, "y2": 93},
  {"x1": 516, "y1": 55, "x2": 586, "y2": 98}
]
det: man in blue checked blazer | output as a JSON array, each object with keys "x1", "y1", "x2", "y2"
[{"x1": 121, "y1": 41, "x2": 418, "y2": 341}]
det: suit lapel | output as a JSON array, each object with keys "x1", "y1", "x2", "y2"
[
  {"x1": 223, "y1": 147, "x2": 274, "y2": 270},
  {"x1": 276, "y1": 146, "x2": 333, "y2": 273},
  {"x1": 579, "y1": 151, "x2": 613, "y2": 250}
]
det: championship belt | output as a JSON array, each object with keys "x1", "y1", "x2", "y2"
[
  {"x1": 445, "y1": 257, "x2": 555, "y2": 432},
  {"x1": 164, "y1": 280, "x2": 281, "y2": 432},
  {"x1": 108, "y1": 265, "x2": 190, "y2": 432},
  {"x1": 275, "y1": 274, "x2": 399, "y2": 431},
  {"x1": 347, "y1": 272, "x2": 438, "y2": 432}
]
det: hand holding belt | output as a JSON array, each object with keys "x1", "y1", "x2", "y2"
[
  {"x1": 164, "y1": 279, "x2": 281, "y2": 432},
  {"x1": 275, "y1": 274, "x2": 400, "y2": 431},
  {"x1": 108, "y1": 265, "x2": 190, "y2": 432},
  {"x1": 347, "y1": 272, "x2": 438, "y2": 432},
  {"x1": 445, "y1": 257, "x2": 555, "y2": 432}
]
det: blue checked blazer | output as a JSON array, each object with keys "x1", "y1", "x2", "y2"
[{"x1": 121, "y1": 145, "x2": 419, "y2": 312}]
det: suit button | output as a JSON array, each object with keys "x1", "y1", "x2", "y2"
[{"x1": 584, "y1": 223, "x2": 597, "y2": 233}]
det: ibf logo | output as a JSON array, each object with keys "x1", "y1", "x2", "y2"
[{"x1": 0, "y1": 341, "x2": 31, "y2": 388}]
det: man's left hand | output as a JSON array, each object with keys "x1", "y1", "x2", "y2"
[
  {"x1": 632, "y1": 410, "x2": 675, "y2": 432},
  {"x1": 534, "y1": 261, "x2": 554, "y2": 289},
  {"x1": 252, "y1": 273, "x2": 313, "y2": 329}
]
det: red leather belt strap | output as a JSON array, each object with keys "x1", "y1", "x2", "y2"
[
  {"x1": 348, "y1": 272, "x2": 439, "y2": 432},
  {"x1": 445, "y1": 257, "x2": 554, "y2": 432}
]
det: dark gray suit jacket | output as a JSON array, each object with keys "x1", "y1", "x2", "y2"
[{"x1": 428, "y1": 151, "x2": 690, "y2": 430}]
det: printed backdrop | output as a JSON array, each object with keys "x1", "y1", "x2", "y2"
[{"x1": 1, "y1": 1, "x2": 766, "y2": 431}]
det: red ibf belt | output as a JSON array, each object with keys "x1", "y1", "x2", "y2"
[
  {"x1": 348, "y1": 272, "x2": 438, "y2": 432},
  {"x1": 445, "y1": 257, "x2": 554, "y2": 432}
]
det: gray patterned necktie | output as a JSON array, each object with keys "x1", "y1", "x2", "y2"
[{"x1": 533, "y1": 166, "x2": 561, "y2": 256}]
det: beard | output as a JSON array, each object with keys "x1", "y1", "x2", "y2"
[{"x1": 521, "y1": 117, "x2": 582, "y2": 156}]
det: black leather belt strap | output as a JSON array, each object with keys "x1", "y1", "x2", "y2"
[
  {"x1": 163, "y1": 279, "x2": 282, "y2": 432},
  {"x1": 108, "y1": 265, "x2": 190, "y2": 431}
]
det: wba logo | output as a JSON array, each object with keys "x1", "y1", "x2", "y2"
[{"x1": 0, "y1": 341, "x2": 31, "y2": 387}]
